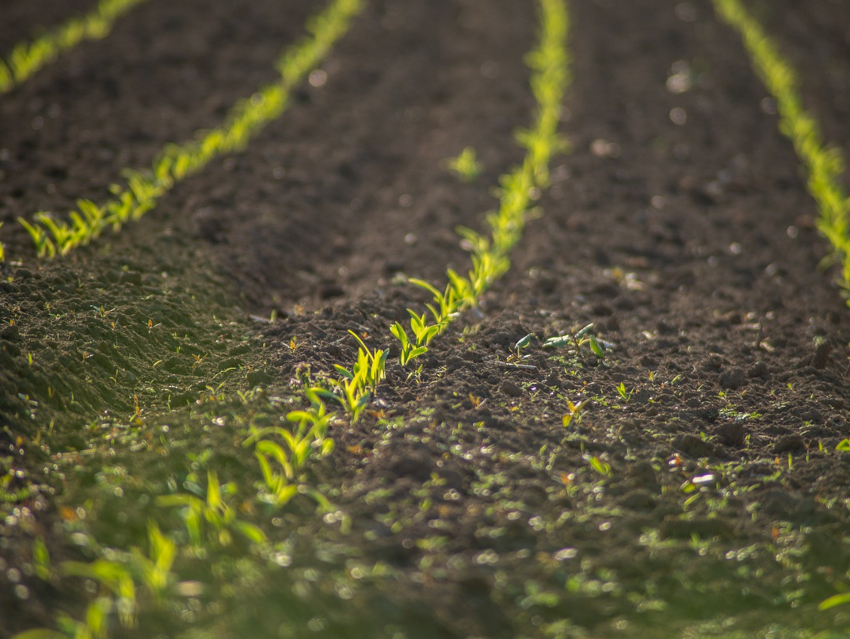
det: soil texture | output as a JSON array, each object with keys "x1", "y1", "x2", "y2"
[{"x1": 1, "y1": 0, "x2": 850, "y2": 637}]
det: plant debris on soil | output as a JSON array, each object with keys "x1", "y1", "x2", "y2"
[{"x1": 1, "y1": 0, "x2": 850, "y2": 638}]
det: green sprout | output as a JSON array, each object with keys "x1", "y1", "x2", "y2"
[
  {"x1": 243, "y1": 388, "x2": 334, "y2": 506},
  {"x1": 616, "y1": 382, "x2": 634, "y2": 403},
  {"x1": 60, "y1": 558, "x2": 138, "y2": 637},
  {"x1": 156, "y1": 470, "x2": 266, "y2": 548},
  {"x1": 444, "y1": 147, "x2": 483, "y2": 182},
  {"x1": 131, "y1": 522, "x2": 176, "y2": 607},
  {"x1": 585, "y1": 454, "x2": 612, "y2": 477},
  {"x1": 544, "y1": 323, "x2": 607, "y2": 360},
  {"x1": 562, "y1": 399, "x2": 587, "y2": 428}
]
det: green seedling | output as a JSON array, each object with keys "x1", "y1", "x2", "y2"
[
  {"x1": 156, "y1": 470, "x2": 266, "y2": 548},
  {"x1": 544, "y1": 323, "x2": 607, "y2": 360},
  {"x1": 562, "y1": 399, "x2": 587, "y2": 428},
  {"x1": 714, "y1": 0, "x2": 850, "y2": 305},
  {"x1": 820, "y1": 591, "x2": 850, "y2": 612},
  {"x1": 61, "y1": 558, "x2": 137, "y2": 636},
  {"x1": 318, "y1": 331, "x2": 388, "y2": 420},
  {"x1": 131, "y1": 521, "x2": 176, "y2": 606},
  {"x1": 444, "y1": 147, "x2": 483, "y2": 182},
  {"x1": 507, "y1": 333, "x2": 535, "y2": 364},
  {"x1": 32, "y1": 537, "x2": 52, "y2": 581},
  {"x1": 243, "y1": 389, "x2": 334, "y2": 505},
  {"x1": 616, "y1": 383, "x2": 634, "y2": 403},
  {"x1": 584, "y1": 454, "x2": 612, "y2": 477},
  {"x1": 836, "y1": 438, "x2": 850, "y2": 452}
]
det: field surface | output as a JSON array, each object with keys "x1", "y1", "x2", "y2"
[{"x1": 1, "y1": 0, "x2": 850, "y2": 638}]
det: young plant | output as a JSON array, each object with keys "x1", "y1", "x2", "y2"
[
  {"x1": 616, "y1": 382, "x2": 634, "y2": 403},
  {"x1": 584, "y1": 454, "x2": 612, "y2": 477},
  {"x1": 508, "y1": 333, "x2": 535, "y2": 363},
  {"x1": 544, "y1": 323, "x2": 606, "y2": 360},
  {"x1": 562, "y1": 399, "x2": 587, "y2": 428},
  {"x1": 444, "y1": 147, "x2": 483, "y2": 182},
  {"x1": 243, "y1": 388, "x2": 334, "y2": 506},
  {"x1": 156, "y1": 470, "x2": 266, "y2": 548},
  {"x1": 131, "y1": 521, "x2": 176, "y2": 606},
  {"x1": 60, "y1": 558, "x2": 138, "y2": 636}
]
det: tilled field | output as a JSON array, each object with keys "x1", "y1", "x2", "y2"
[{"x1": 1, "y1": 1, "x2": 850, "y2": 638}]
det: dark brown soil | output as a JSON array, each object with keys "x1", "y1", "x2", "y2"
[{"x1": 1, "y1": 0, "x2": 850, "y2": 637}]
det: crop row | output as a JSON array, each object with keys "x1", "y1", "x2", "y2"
[
  {"x1": 1, "y1": 0, "x2": 364, "y2": 262},
  {"x1": 0, "y1": 0, "x2": 149, "y2": 96},
  {"x1": 712, "y1": 0, "x2": 850, "y2": 306},
  {"x1": 7, "y1": 1, "x2": 573, "y2": 636}
]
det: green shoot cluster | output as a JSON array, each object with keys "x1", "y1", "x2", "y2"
[
  {"x1": 392, "y1": 0, "x2": 571, "y2": 366},
  {"x1": 13, "y1": 0, "x2": 364, "y2": 260},
  {"x1": 319, "y1": 331, "x2": 388, "y2": 422},
  {"x1": 0, "y1": 0, "x2": 149, "y2": 96},
  {"x1": 713, "y1": 0, "x2": 850, "y2": 303}
]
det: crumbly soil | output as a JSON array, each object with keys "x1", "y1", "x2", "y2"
[{"x1": 1, "y1": 0, "x2": 850, "y2": 637}]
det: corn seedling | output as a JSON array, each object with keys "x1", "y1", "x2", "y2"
[
  {"x1": 318, "y1": 331, "x2": 387, "y2": 421},
  {"x1": 713, "y1": 0, "x2": 850, "y2": 304},
  {"x1": 0, "y1": 0, "x2": 149, "y2": 96},
  {"x1": 131, "y1": 522, "x2": 176, "y2": 606},
  {"x1": 584, "y1": 454, "x2": 612, "y2": 477},
  {"x1": 820, "y1": 591, "x2": 850, "y2": 612},
  {"x1": 156, "y1": 470, "x2": 266, "y2": 548},
  {"x1": 543, "y1": 323, "x2": 607, "y2": 360},
  {"x1": 562, "y1": 399, "x2": 587, "y2": 428},
  {"x1": 243, "y1": 388, "x2": 334, "y2": 505},
  {"x1": 444, "y1": 147, "x2": 483, "y2": 182},
  {"x1": 393, "y1": 0, "x2": 571, "y2": 366},
  {"x1": 616, "y1": 382, "x2": 634, "y2": 403},
  {"x1": 60, "y1": 558, "x2": 137, "y2": 637},
  {"x1": 15, "y1": 0, "x2": 364, "y2": 260}
]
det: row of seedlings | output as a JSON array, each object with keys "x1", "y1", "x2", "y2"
[
  {"x1": 712, "y1": 0, "x2": 850, "y2": 305},
  {"x1": 0, "y1": 0, "x2": 150, "y2": 95},
  {"x1": 4, "y1": 0, "x2": 364, "y2": 261}
]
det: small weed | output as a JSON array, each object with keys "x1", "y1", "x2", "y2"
[
  {"x1": 562, "y1": 399, "x2": 587, "y2": 428},
  {"x1": 544, "y1": 323, "x2": 608, "y2": 360},
  {"x1": 444, "y1": 147, "x2": 483, "y2": 182},
  {"x1": 584, "y1": 454, "x2": 611, "y2": 477},
  {"x1": 616, "y1": 382, "x2": 634, "y2": 403}
]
